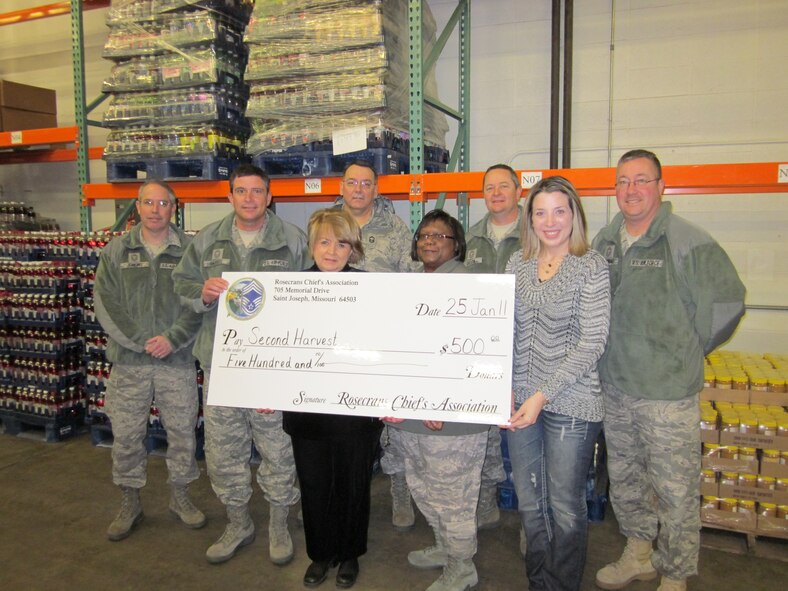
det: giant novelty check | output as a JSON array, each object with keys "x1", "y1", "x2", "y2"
[{"x1": 208, "y1": 272, "x2": 515, "y2": 424}]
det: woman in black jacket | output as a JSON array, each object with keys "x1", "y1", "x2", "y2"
[{"x1": 282, "y1": 208, "x2": 382, "y2": 589}]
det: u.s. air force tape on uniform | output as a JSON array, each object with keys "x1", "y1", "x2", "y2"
[{"x1": 209, "y1": 272, "x2": 515, "y2": 425}]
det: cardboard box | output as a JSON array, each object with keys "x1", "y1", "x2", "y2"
[
  {"x1": 718, "y1": 431, "x2": 788, "y2": 452},
  {"x1": 701, "y1": 455, "x2": 758, "y2": 474},
  {"x1": 700, "y1": 429, "x2": 719, "y2": 444},
  {"x1": 0, "y1": 80, "x2": 56, "y2": 114},
  {"x1": 0, "y1": 80, "x2": 57, "y2": 131},
  {"x1": 718, "y1": 483, "x2": 788, "y2": 505},
  {"x1": 701, "y1": 507, "x2": 756, "y2": 530},
  {"x1": 757, "y1": 515, "x2": 788, "y2": 538},
  {"x1": 700, "y1": 481, "x2": 719, "y2": 497},
  {"x1": 759, "y1": 461, "x2": 788, "y2": 479},
  {"x1": 700, "y1": 388, "x2": 750, "y2": 404},
  {"x1": 0, "y1": 107, "x2": 57, "y2": 132},
  {"x1": 700, "y1": 387, "x2": 788, "y2": 406},
  {"x1": 750, "y1": 390, "x2": 788, "y2": 406}
]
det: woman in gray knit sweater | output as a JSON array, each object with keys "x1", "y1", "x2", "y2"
[{"x1": 504, "y1": 176, "x2": 610, "y2": 591}]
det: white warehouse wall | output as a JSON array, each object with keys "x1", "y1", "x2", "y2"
[{"x1": 0, "y1": 0, "x2": 786, "y2": 353}]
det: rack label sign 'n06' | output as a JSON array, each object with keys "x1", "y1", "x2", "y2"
[{"x1": 778, "y1": 164, "x2": 788, "y2": 183}]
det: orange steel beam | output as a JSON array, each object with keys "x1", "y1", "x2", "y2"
[
  {"x1": 83, "y1": 181, "x2": 230, "y2": 206},
  {"x1": 0, "y1": 126, "x2": 77, "y2": 147},
  {"x1": 0, "y1": 1, "x2": 108, "y2": 26},
  {"x1": 1, "y1": 146, "x2": 104, "y2": 164},
  {"x1": 82, "y1": 162, "x2": 788, "y2": 206},
  {"x1": 0, "y1": 126, "x2": 105, "y2": 164}
]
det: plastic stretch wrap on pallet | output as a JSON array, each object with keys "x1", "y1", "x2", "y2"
[
  {"x1": 244, "y1": 0, "x2": 448, "y2": 160},
  {"x1": 103, "y1": 84, "x2": 249, "y2": 128},
  {"x1": 103, "y1": 43, "x2": 246, "y2": 93},
  {"x1": 103, "y1": 124, "x2": 247, "y2": 161},
  {"x1": 101, "y1": 0, "x2": 252, "y2": 178},
  {"x1": 244, "y1": 3, "x2": 392, "y2": 65},
  {"x1": 106, "y1": 0, "x2": 253, "y2": 25},
  {"x1": 103, "y1": 11, "x2": 246, "y2": 59}
]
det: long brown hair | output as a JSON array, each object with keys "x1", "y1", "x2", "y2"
[{"x1": 520, "y1": 176, "x2": 588, "y2": 260}]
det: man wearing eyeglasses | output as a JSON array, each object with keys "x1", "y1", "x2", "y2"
[
  {"x1": 173, "y1": 163, "x2": 307, "y2": 566},
  {"x1": 592, "y1": 150, "x2": 745, "y2": 591},
  {"x1": 95, "y1": 180, "x2": 205, "y2": 542},
  {"x1": 333, "y1": 159, "x2": 420, "y2": 531},
  {"x1": 334, "y1": 160, "x2": 415, "y2": 274}
]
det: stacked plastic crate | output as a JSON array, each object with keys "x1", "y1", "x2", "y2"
[
  {"x1": 244, "y1": 0, "x2": 449, "y2": 177},
  {"x1": 101, "y1": 0, "x2": 253, "y2": 181},
  {"x1": 0, "y1": 232, "x2": 87, "y2": 442},
  {"x1": 79, "y1": 232, "x2": 116, "y2": 439},
  {"x1": 81, "y1": 229, "x2": 205, "y2": 459}
]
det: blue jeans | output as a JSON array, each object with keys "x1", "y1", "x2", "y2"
[{"x1": 508, "y1": 410, "x2": 601, "y2": 591}]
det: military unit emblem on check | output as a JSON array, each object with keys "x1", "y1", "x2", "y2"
[{"x1": 226, "y1": 278, "x2": 266, "y2": 320}]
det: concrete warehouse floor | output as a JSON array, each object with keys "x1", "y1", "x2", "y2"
[{"x1": 0, "y1": 430, "x2": 786, "y2": 591}]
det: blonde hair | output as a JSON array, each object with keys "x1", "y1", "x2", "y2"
[
  {"x1": 520, "y1": 176, "x2": 588, "y2": 260},
  {"x1": 308, "y1": 208, "x2": 365, "y2": 265}
]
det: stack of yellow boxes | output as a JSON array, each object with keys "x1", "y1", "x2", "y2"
[{"x1": 700, "y1": 352, "x2": 788, "y2": 537}]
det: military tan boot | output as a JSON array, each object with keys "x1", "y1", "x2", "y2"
[
  {"x1": 408, "y1": 527, "x2": 448, "y2": 569},
  {"x1": 596, "y1": 537, "x2": 657, "y2": 589},
  {"x1": 426, "y1": 557, "x2": 478, "y2": 591},
  {"x1": 657, "y1": 577, "x2": 687, "y2": 591},
  {"x1": 169, "y1": 485, "x2": 206, "y2": 529},
  {"x1": 268, "y1": 504, "x2": 294, "y2": 565},
  {"x1": 107, "y1": 486, "x2": 144, "y2": 541},
  {"x1": 390, "y1": 472, "x2": 415, "y2": 531},
  {"x1": 206, "y1": 504, "x2": 255, "y2": 564}
]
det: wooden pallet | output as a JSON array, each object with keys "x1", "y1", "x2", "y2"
[{"x1": 701, "y1": 524, "x2": 788, "y2": 562}]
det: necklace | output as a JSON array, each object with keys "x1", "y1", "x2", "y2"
[{"x1": 537, "y1": 253, "x2": 567, "y2": 281}]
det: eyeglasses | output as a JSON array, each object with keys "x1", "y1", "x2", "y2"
[
  {"x1": 232, "y1": 187, "x2": 267, "y2": 197},
  {"x1": 139, "y1": 199, "x2": 173, "y2": 208},
  {"x1": 343, "y1": 179, "x2": 374, "y2": 189},
  {"x1": 416, "y1": 233, "x2": 455, "y2": 242},
  {"x1": 615, "y1": 178, "x2": 660, "y2": 190}
]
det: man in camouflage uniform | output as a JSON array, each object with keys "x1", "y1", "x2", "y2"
[
  {"x1": 593, "y1": 150, "x2": 745, "y2": 591},
  {"x1": 464, "y1": 164, "x2": 523, "y2": 535},
  {"x1": 94, "y1": 180, "x2": 204, "y2": 541},
  {"x1": 333, "y1": 159, "x2": 415, "y2": 273},
  {"x1": 334, "y1": 159, "x2": 419, "y2": 531},
  {"x1": 173, "y1": 164, "x2": 306, "y2": 566}
]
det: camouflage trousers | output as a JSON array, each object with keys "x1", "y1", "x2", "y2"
[
  {"x1": 203, "y1": 370, "x2": 300, "y2": 508},
  {"x1": 380, "y1": 425, "x2": 405, "y2": 474},
  {"x1": 603, "y1": 382, "x2": 701, "y2": 580},
  {"x1": 105, "y1": 364, "x2": 199, "y2": 488},
  {"x1": 381, "y1": 425, "x2": 504, "y2": 493},
  {"x1": 481, "y1": 426, "x2": 506, "y2": 488},
  {"x1": 398, "y1": 429, "x2": 487, "y2": 560}
]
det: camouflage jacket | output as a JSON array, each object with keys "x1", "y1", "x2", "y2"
[
  {"x1": 593, "y1": 202, "x2": 745, "y2": 400},
  {"x1": 464, "y1": 206, "x2": 523, "y2": 274},
  {"x1": 334, "y1": 195, "x2": 419, "y2": 272},
  {"x1": 94, "y1": 224, "x2": 200, "y2": 366},
  {"x1": 172, "y1": 211, "x2": 309, "y2": 367}
]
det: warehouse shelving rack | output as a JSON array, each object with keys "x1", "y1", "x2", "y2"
[
  {"x1": 1, "y1": 0, "x2": 474, "y2": 232},
  {"x1": 0, "y1": 126, "x2": 102, "y2": 164},
  {"x1": 0, "y1": 1, "x2": 108, "y2": 232},
  {"x1": 82, "y1": 162, "x2": 788, "y2": 203},
  {"x1": 2, "y1": 2, "x2": 787, "y2": 233}
]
